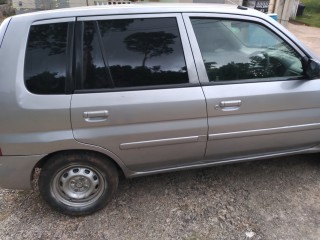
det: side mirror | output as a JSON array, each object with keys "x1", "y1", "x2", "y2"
[{"x1": 305, "y1": 59, "x2": 320, "y2": 79}]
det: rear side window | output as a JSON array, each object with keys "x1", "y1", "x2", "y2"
[
  {"x1": 78, "y1": 17, "x2": 189, "y2": 90},
  {"x1": 25, "y1": 23, "x2": 69, "y2": 94}
]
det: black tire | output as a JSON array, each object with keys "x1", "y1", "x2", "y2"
[{"x1": 38, "y1": 152, "x2": 119, "y2": 216}]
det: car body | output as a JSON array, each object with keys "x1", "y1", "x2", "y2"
[{"x1": 0, "y1": 3, "x2": 319, "y2": 215}]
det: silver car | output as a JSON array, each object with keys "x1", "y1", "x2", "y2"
[{"x1": 0, "y1": 3, "x2": 319, "y2": 215}]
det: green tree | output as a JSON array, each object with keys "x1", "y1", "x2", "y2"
[{"x1": 124, "y1": 31, "x2": 177, "y2": 67}]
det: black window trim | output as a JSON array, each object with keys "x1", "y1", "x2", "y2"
[
  {"x1": 0, "y1": 17, "x2": 12, "y2": 48},
  {"x1": 94, "y1": 21, "x2": 116, "y2": 88},
  {"x1": 66, "y1": 22, "x2": 75, "y2": 94},
  {"x1": 75, "y1": 21, "x2": 84, "y2": 92},
  {"x1": 74, "y1": 82, "x2": 200, "y2": 94},
  {"x1": 199, "y1": 76, "x2": 305, "y2": 86}
]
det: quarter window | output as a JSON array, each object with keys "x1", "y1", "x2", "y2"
[
  {"x1": 25, "y1": 23, "x2": 69, "y2": 94},
  {"x1": 191, "y1": 18, "x2": 304, "y2": 82},
  {"x1": 79, "y1": 17, "x2": 189, "y2": 90}
]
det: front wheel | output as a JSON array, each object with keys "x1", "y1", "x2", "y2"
[{"x1": 39, "y1": 152, "x2": 119, "y2": 216}]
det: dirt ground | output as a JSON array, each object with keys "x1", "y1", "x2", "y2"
[
  {"x1": 287, "y1": 22, "x2": 320, "y2": 57},
  {"x1": 0, "y1": 155, "x2": 320, "y2": 240}
]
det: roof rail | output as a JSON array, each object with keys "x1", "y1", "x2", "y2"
[{"x1": 94, "y1": 1, "x2": 134, "y2": 6}]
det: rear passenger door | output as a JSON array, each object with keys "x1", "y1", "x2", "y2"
[
  {"x1": 71, "y1": 14, "x2": 208, "y2": 172},
  {"x1": 184, "y1": 13, "x2": 320, "y2": 161}
]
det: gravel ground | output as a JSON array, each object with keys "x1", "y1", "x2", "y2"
[{"x1": 1, "y1": 154, "x2": 319, "y2": 240}]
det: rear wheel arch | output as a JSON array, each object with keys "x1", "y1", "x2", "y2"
[{"x1": 32, "y1": 149, "x2": 125, "y2": 184}]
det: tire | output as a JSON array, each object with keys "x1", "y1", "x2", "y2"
[{"x1": 38, "y1": 152, "x2": 119, "y2": 216}]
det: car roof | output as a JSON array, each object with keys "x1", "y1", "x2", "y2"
[{"x1": 12, "y1": 3, "x2": 267, "y2": 22}]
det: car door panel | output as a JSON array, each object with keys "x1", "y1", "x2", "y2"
[
  {"x1": 71, "y1": 88, "x2": 208, "y2": 171},
  {"x1": 184, "y1": 13, "x2": 320, "y2": 161},
  {"x1": 203, "y1": 80, "x2": 320, "y2": 160},
  {"x1": 71, "y1": 14, "x2": 208, "y2": 171}
]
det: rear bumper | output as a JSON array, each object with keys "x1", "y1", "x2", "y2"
[{"x1": 0, "y1": 155, "x2": 44, "y2": 190}]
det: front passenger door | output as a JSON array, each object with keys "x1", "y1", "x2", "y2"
[{"x1": 184, "y1": 14, "x2": 320, "y2": 161}]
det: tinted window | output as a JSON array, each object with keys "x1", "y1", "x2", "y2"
[
  {"x1": 191, "y1": 18, "x2": 303, "y2": 82},
  {"x1": 79, "y1": 18, "x2": 188, "y2": 90},
  {"x1": 25, "y1": 23, "x2": 69, "y2": 94},
  {"x1": 82, "y1": 21, "x2": 112, "y2": 89}
]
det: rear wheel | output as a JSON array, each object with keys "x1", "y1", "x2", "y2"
[{"x1": 39, "y1": 152, "x2": 119, "y2": 216}]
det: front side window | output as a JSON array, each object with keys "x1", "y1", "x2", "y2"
[
  {"x1": 25, "y1": 23, "x2": 69, "y2": 94},
  {"x1": 191, "y1": 18, "x2": 304, "y2": 82},
  {"x1": 79, "y1": 17, "x2": 188, "y2": 90}
]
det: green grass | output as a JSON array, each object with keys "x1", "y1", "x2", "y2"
[{"x1": 296, "y1": 0, "x2": 320, "y2": 27}]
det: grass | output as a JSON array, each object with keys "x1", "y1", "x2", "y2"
[{"x1": 296, "y1": 0, "x2": 320, "y2": 27}]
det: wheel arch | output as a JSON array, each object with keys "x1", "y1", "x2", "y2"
[{"x1": 32, "y1": 149, "x2": 126, "y2": 184}]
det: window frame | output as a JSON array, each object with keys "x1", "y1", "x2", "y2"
[
  {"x1": 183, "y1": 13, "x2": 308, "y2": 85},
  {"x1": 24, "y1": 18, "x2": 75, "y2": 95},
  {"x1": 74, "y1": 13, "x2": 199, "y2": 93}
]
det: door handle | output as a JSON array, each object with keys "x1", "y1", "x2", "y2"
[
  {"x1": 215, "y1": 100, "x2": 242, "y2": 111},
  {"x1": 83, "y1": 110, "x2": 109, "y2": 122}
]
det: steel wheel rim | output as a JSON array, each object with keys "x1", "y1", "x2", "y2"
[{"x1": 52, "y1": 164, "x2": 106, "y2": 207}]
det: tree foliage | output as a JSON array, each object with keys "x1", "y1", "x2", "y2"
[{"x1": 124, "y1": 31, "x2": 176, "y2": 67}]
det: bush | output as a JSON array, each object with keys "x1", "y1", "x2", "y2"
[
  {"x1": 0, "y1": 0, "x2": 7, "y2": 5},
  {"x1": 297, "y1": 0, "x2": 320, "y2": 27}
]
